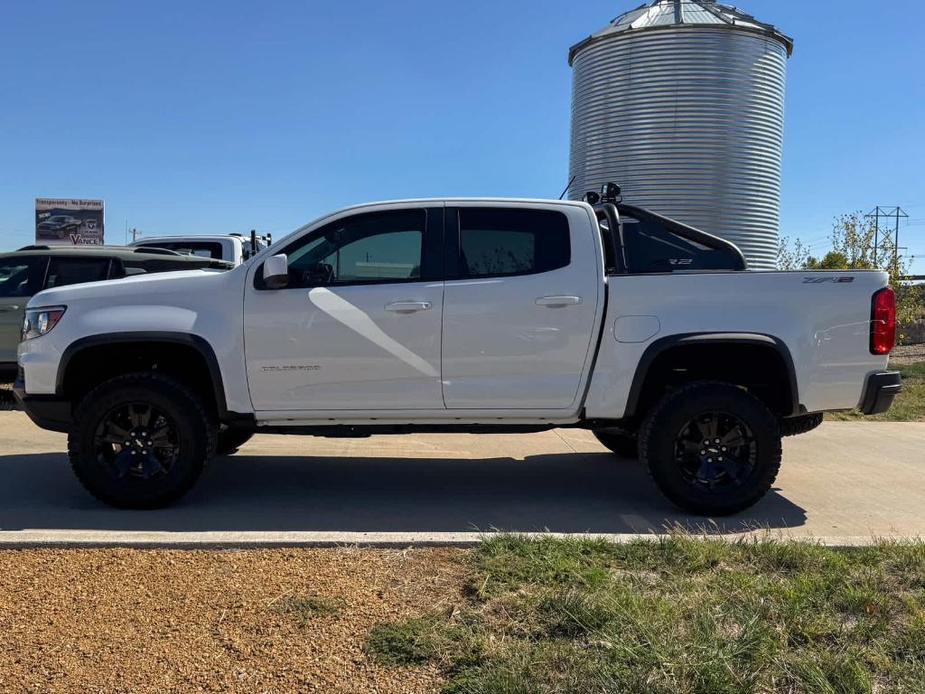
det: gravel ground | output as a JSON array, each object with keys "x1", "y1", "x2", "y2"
[
  {"x1": 0, "y1": 548, "x2": 467, "y2": 693},
  {"x1": 891, "y1": 342, "x2": 925, "y2": 366}
]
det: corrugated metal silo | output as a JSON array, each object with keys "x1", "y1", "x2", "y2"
[{"x1": 568, "y1": 0, "x2": 793, "y2": 269}]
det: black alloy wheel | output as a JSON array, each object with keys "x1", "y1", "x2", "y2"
[
  {"x1": 639, "y1": 381, "x2": 782, "y2": 516},
  {"x1": 673, "y1": 411, "x2": 757, "y2": 491},
  {"x1": 93, "y1": 402, "x2": 180, "y2": 481},
  {"x1": 68, "y1": 372, "x2": 215, "y2": 509}
]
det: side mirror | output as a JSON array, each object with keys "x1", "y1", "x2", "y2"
[{"x1": 263, "y1": 254, "x2": 289, "y2": 289}]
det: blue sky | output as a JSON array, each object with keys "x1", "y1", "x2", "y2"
[{"x1": 1, "y1": 1, "x2": 923, "y2": 272}]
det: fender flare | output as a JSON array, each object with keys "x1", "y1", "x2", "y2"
[
  {"x1": 624, "y1": 332, "x2": 800, "y2": 418},
  {"x1": 56, "y1": 332, "x2": 228, "y2": 417}
]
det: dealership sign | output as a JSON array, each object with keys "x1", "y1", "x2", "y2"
[{"x1": 35, "y1": 198, "x2": 104, "y2": 246}]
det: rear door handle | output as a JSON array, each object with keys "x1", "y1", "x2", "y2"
[
  {"x1": 536, "y1": 295, "x2": 582, "y2": 308},
  {"x1": 0, "y1": 305, "x2": 20, "y2": 312},
  {"x1": 385, "y1": 300, "x2": 432, "y2": 313}
]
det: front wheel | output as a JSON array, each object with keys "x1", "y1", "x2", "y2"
[
  {"x1": 639, "y1": 382, "x2": 782, "y2": 516},
  {"x1": 68, "y1": 372, "x2": 216, "y2": 509}
]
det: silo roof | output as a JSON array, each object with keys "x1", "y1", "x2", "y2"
[{"x1": 569, "y1": 0, "x2": 793, "y2": 65}]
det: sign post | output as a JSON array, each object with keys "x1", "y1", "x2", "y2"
[{"x1": 35, "y1": 198, "x2": 104, "y2": 246}]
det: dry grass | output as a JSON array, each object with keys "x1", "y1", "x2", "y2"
[
  {"x1": 368, "y1": 536, "x2": 925, "y2": 693},
  {"x1": 0, "y1": 548, "x2": 467, "y2": 693}
]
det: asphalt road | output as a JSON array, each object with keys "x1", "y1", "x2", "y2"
[{"x1": 0, "y1": 411, "x2": 922, "y2": 546}]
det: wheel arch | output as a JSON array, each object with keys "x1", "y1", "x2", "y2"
[
  {"x1": 624, "y1": 333, "x2": 800, "y2": 420},
  {"x1": 57, "y1": 332, "x2": 228, "y2": 419}
]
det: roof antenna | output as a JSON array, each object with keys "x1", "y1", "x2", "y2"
[{"x1": 558, "y1": 175, "x2": 577, "y2": 200}]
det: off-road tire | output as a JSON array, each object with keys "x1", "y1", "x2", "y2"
[
  {"x1": 216, "y1": 426, "x2": 255, "y2": 456},
  {"x1": 68, "y1": 372, "x2": 216, "y2": 509},
  {"x1": 593, "y1": 430, "x2": 638, "y2": 459},
  {"x1": 780, "y1": 412, "x2": 824, "y2": 437},
  {"x1": 639, "y1": 381, "x2": 782, "y2": 516}
]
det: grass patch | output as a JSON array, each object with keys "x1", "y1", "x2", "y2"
[
  {"x1": 828, "y1": 361, "x2": 925, "y2": 422},
  {"x1": 367, "y1": 535, "x2": 925, "y2": 693},
  {"x1": 271, "y1": 594, "x2": 343, "y2": 625}
]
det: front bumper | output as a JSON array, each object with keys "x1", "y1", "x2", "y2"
[
  {"x1": 12, "y1": 371, "x2": 72, "y2": 433},
  {"x1": 859, "y1": 371, "x2": 902, "y2": 415}
]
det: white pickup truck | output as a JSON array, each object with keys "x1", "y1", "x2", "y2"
[
  {"x1": 130, "y1": 232, "x2": 271, "y2": 266},
  {"x1": 14, "y1": 191, "x2": 901, "y2": 515}
]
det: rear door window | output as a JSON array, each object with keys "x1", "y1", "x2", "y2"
[
  {"x1": 456, "y1": 208, "x2": 570, "y2": 279},
  {"x1": 44, "y1": 257, "x2": 111, "y2": 289}
]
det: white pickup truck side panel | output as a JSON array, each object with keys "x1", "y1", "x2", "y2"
[
  {"x1": 441, "y1": 202, "x2": 604, "y2": 410},
  {"x1": 244, "y1": 280, "x2": 446, "y2": 410},
  {"x1": 584, "y1": 271, "x2": 891, "y2": 418}
]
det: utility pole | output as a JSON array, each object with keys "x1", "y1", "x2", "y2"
[
  {"x1": 893, "y1": 208, "x2": 906, "y2": 269},
  {"x1": 866, "y1": 206, "x2": 908, "y2": 268}
]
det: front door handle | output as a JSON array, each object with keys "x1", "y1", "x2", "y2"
[
  {"x1": 0, "y1": 305, "x2": 20, "y2": 312},
  {"x1": 385, "y1": 300, "x2": 432, "y2": 313},
  {"x1": 536, "y1": 295, "x2": 582, "y2": 308}
]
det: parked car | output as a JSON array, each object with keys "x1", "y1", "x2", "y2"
[
  {"x1": 0, "y1": 246, "x2": 232, "y2": 381},
  {"x1": 36, "y1": 215, "x2": 83, "y2": 240},
  {"x1": 130, "y1": 232, "x2": 272, "y2": 266},
  {"x1": 14, "y1": 189, "x2": 900, "y2": 514}
]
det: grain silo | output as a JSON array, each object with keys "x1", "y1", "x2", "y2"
[{"x1": 567, "y1": 0, "x2": 793, "y2": 269}]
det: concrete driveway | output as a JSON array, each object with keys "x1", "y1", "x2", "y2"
[{"x1": 0, "y1": 411, "x2": 922, "y2": 546}]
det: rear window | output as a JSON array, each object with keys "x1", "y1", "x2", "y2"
[
  {"x1": 457, "y1": 208, "x2": 570, "y2": 279},
  {"x1": 44, "y1": 257, "x2": 111, "y2": 289},
  {"x1": 136, "y1": 241, "x2": 225, "y2": 260},
  {"x1": 620, "y1": 208, "x2": 746, "y2": 273}
]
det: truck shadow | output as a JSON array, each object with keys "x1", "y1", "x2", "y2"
[{"x1": 0, "y1": 451, "x2": 806, "y2": 534}]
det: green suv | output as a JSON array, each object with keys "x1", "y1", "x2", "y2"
[{"x1": 0, "y1": 246, "x2": 231, "y2": 381}]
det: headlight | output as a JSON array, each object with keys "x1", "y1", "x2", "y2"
[{"x1": 22, "y1": 306, "x2": 66, "y2": 341}]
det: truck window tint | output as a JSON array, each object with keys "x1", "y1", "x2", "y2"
[
  {"x1": 44, "y1": 257, "x2": 110, "y2": 289},
  {"x1": 458, "y1": 208, "x2": 570, "y2": 279},
  {"x1": 621, "y1": 213, "x2": 743, "y2": 273},
  {"x1": 0, "y1": 258, "x2": 45, "y2": 297},
  {"x1": 136, "y1": 241, "x2": 224, "y2": 259},
  {"x1": 287, "y1": 210, "x2": 425, "y2": 287}
]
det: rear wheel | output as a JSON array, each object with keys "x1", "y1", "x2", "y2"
[
  {"x1": 68, "y1": 372, "x2": 215, "y2": 509},
  {"x1": 593, "y1": 430, "x2": 638, "y2": 459},
  {"x1": 639, "y1": 382, "x2": 782, "y2": 516}
]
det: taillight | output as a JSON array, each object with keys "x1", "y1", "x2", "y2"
[{"x1": 870, "y1": 287, "x2": 896, "y2": 355}]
